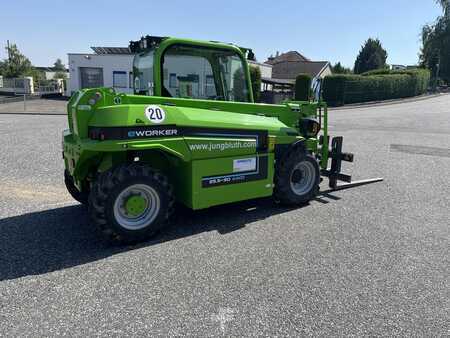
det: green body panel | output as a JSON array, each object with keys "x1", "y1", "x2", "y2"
[
  {"x1": 191, "y1": 153, "x2": 274, "y2": 209},
  {"x1": 63, "y1": 37, "x2": 330, "y2": 210}
]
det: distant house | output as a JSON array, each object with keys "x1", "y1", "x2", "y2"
[
  {"x1": 265, "y1": 51, "x2": 331, "y2": 84},
  {"x1": 259, "y1": 51, "x2": 331, "y2": 103},
  {"x1": 391, "y1": 64, "x2": 407, "y2": 71},
  {"x1": 248, "y1": 60, "x2": 272, "y2": 79},
  {"x1": 266, "y1": 51, "x2": 311, "y2": 64}
]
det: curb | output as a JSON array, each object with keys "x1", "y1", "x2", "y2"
[{"x1": 329, "y1": 93, "x2": 445, "y2": 111}]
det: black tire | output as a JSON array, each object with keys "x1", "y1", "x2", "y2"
[
  {"x1": 88, "y1": 163, "x2": 174, "y2": 244},
  {"x1": 64, "y1": 170, "x2": 88, "y2": 205},
  {"x1": 274, "y1": 146, "x2": 320, "y2": 205}
]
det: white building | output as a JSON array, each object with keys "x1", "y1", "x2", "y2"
[
  {"x1": 248, "y1": 60, "x2": 272, "y2": 79},
  {"x1": 68, "y1": 47, "x2": 134, "y2": 96},
  {"x1": 391, "y1": 64, "x2": 407, "y2": 71}
]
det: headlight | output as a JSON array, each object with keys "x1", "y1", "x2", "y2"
[{"x1": 299, "y1": 118, "x2": 321, "y2": 138}]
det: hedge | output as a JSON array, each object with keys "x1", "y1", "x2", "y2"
[
  {"x1": 294, "y1": 74, "x2": 312, "y2": 101},
  {"x1": 322, "y1": 69, "x2": 430, "y2": 106},
  {"x1": 249, "y1": 66, "x2": 262, "y2": 103}
]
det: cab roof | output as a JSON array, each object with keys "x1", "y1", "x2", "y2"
[{"x1": 129, "y1": 35, "x2": 255, "y2": 60}]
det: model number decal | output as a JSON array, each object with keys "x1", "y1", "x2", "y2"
[
  {"x1": 206, "y1": 175, "x2": 246, "y2": 186},
  {"x1": 202, "y1": 156, "x2": 268, "y2": 188},
  {"x1": 145, "y1": 105, "x2": 166, "y2": 124}
]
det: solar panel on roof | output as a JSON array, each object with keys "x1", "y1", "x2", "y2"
[{"x1": 91, "y1": 47, "x2": 132, "y2": 55}]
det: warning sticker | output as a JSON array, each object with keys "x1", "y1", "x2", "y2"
[{"x1": 233, "y1": 158, "x2": 257, "y2": 173}]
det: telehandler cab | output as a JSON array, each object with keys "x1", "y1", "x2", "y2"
[{"x1": 63, "y1": 36, "x2": 381, "y2": 243}]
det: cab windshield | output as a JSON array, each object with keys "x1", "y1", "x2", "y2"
[{"x1": 133, "y1": 45, "x2": 250, "y2": 102}]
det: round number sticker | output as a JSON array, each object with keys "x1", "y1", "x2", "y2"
[{"x1": 145, "y1": 105, "x2": 166, "y2": 124}]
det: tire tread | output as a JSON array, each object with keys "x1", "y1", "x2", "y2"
[{"x1": 88, "y1": 163, "x2": 175, "y2": 244}]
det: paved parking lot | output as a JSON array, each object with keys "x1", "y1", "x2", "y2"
[
  {"x1": 0, "y1": 97, "x2": 67, "y2": 114},
  {"x1": 0, "y1": 95, "x2": 449, "y2": 336}
]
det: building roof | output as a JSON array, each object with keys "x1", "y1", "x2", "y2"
[
  {"x1": 248, "y1": 60, "x2": 273, "y2": 68},
  {"x1": 265, "y1": 51, "x2": 311, "y2": 65},
  {"x1": 91, "y1": 47, "x2": 132, "y2": 55},
  {"x1": 261, "y1": 77, "x2": 294, "y2": 85},
  {"x1": 35, "y1": 66, "x2": 69, "y2": 72},
  {"x1": 272, "y1": 60, "x2": 330, "y2": 79}
]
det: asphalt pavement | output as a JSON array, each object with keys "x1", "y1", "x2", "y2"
[{"x1": 0, "y1": 95, "x2": 449, "y2": 336}]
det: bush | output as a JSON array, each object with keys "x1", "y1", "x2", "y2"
[
  {"x1": 361, "y1": 68, "x2": 392, "y2": 76},
  {"x1": 249, "y1": 66, "x2": 261, "y2": 103},
  {"x1": 233, "y1": 66, "x2": 261, "y2": 102},
  {"x1": 322, "y1": 69, "x2": 431, "y2": 106},
  {"x1": 294, "y1": 74, "x2": 312, "y2": 101}
]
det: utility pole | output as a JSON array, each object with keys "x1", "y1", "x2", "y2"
[
  {"x1": 436, "y1": 54, "x2": 441, "y2": 92},
  {"x1": 7, "y1": 40, "x2": 11, "y2": 62}
]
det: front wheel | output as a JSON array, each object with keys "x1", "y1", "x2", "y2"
[
  {"x1": 274, "y1": 149, "x2": 320, "y2": 205},
  {"x1": 89, "y1": 163, "x2": 174, "y2": 244}
]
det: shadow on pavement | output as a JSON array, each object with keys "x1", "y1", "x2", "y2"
[{"x1": 0, "y1": 193, "x2": 339, "y2": 281}]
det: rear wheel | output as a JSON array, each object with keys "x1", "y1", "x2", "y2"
[
  {"x1": 274, "y1": 147, "x2": 320, "y2": 205},
  {"x1": 64, "y1": 170, "x2": 88, "y2": 205},
  {"x1": 89, "y1": 163, "x2": 174, "y2": 244}
]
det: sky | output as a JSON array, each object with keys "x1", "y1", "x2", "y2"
[{"x1": 0, "y1": 0, "x2": 443, "y2": 69}]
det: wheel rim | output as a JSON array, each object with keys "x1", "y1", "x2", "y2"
[
  {"x1": 290, "y1": 161, "x2": 316, "y2": 196},
  {"x1": 113, "y1": 184, "x2": 161, "y2": 230}
]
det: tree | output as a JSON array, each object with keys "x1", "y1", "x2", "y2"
[
  {"x1": 53, "y1": 71, "x2": 67, "y2": 80},
  {"x1": 420, "y1": 1, "x2": 450, "y2": 84},
  {"x1": 354, "y1": 38, "x2": 388, "y2": 74},
  {"x1": 53, "y1": 58, "x2": 67, "y2": 80},
  {"x1": 27, "y1": 68, "x2": 47, "y2": 85},
  {"x1": 331, "y1": 62, "x2": 352, "y2": 74},
  {"x1": 0, "y1": 43, "x2": 32, "y2": 78},
  {"x1": 53, "y1": 58, "x2": 65, "y2": 71},
  {"x1": 436, "y1": 0, "x2": 449, "y2": 15}
]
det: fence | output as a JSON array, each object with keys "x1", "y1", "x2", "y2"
[
  {"x1": 260, "y1": 91, "x2": 293, "y2": 104},
  {"x1": 0, "y1": 76, "x2": 34, "y2": 94},
  {"x1": 0, "y1": 76, "x2": 64, "y2": 95}
]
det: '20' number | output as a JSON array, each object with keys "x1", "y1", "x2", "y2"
[
  {"x1": 146, "y1": 106, "x2": 165, "y2": 124},
  {"x1": 148, "y1": 108, "x2": 163, "y2": 120}
]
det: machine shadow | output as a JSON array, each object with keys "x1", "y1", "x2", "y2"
[{"x1": 0, "y1": 193, "x2": 339, "y2": 281}]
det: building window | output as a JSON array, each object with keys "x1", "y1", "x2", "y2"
[
  {"x1": 169, "y1": 73, "x2": 177, "y2": 88},
  {"x1": 113, "y1": 71, "x2": 127, "y2": 88},
  {"x1": 80, "y1": 67, "x2": 104, "y2": 89}
]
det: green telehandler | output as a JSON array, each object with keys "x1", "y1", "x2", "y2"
[{"x1": 63, "y1": 36, "x2": 381, "y2": 243}]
